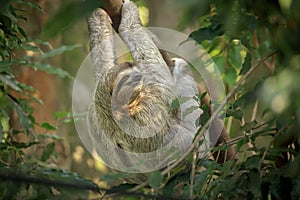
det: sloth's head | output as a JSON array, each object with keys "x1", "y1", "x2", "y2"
[{"x1": 171, "y1": 58, "x2": 193, "y2": 82}]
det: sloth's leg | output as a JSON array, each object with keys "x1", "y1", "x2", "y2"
[
  {"x1": 118, "y1": 1, "x2": 170, "y2": 76},
  {"x1": 88, "y1": 8, "x2": 117, "y2": 81}
]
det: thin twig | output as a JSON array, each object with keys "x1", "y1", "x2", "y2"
[
  {"x1": 252, "y1": 121, "x2": 269, "y2": 130},
  {"x1": 245, "y1": 99, "x2": 259, "y2": 155},
  {"x1": 241, "y1": 117, "x2": 256, "y2": 156},
  {"x1": 226, "y1": 116, "x2": 233, "y2": 136},
  {"x1": 189, "y1": 149, "x2": 198, "y2": 199},
  {"x1": 259, "y1": 124, "x2": 288, "y2": 178},
  {"x1": 128, "y1": 181, "x2": 148, "y2": 192}
]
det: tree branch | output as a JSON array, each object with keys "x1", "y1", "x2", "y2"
[
  {"x1": 103, "y1": 0, "x2": 123, "y2": 31},
  {"x1": 0, "y1": 168, "x2": 102, "y2": 193},
  {"x1": 102, "y1": 0, "x2": 174, "y2": 68}
]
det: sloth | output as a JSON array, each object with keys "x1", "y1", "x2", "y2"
[{"x1": 87, "y1": 0, "x2": 234, "y2": 175}]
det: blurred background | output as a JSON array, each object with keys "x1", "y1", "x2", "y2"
[{"x1": 1, "y1": 0, "x2": 300, "y2": 199}]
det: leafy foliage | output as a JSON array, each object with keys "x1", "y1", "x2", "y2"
[
  {"x1": 0, "y1": 1, "x2": 98, "y2": 199},
  {"x1": 42, "y1": 0, "x2": 103, "y2": 38},
  {"x1": 1, "y1": 0, "x2": 300, "y2": 199}
]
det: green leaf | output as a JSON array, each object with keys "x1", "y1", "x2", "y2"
[
  {"x1": 15, "y1": 0, "x2": 43, "y2": 11},
  {"x1": 244, "y1": 155, "x2": 261, "y2": 170},
  {"x1": 21, "y1": 43, "x2": 40, "y2": 52},
  {"x1": 12, "y1": 129, "x2": 22, "y2": 135},
  {"x1": 226, "y1": 109, "x2": 243, "y2": 121},
  {"x1": 37, "y1": 133, "x2": 63, "y2": 141},
  {"x1": 224, "y1": 67, "x2": 237, "y2": 87},
  {"x1": 0, "y1": 28, "x2": 6, "y2": 39},
  {"x1": 147, "y1": 171, "x2": 163, "y2": 189},
  {"x1": 32, "y1": 63, "x2": 72, "y2": 78},
  {"x1": 11, "y1": 141, "x2": 39, "y2": 148},
  {"x1": 41, "y1": 142, "x2": 55, "y2": 162},
  {"x1": 213, "y1": 55, "x2": 225, "y2": 73},
  {"x1": 0, "y1": 0, "x2": 11, "y2": 12},
  {"x1": 105, "y1": 183, "x2": 135, "y2": 195},
  {"x1": 100, "y1": 172, "x2": 134, "y2": 186},
  {"x1": 235, "y1": 137, "x2": 249, "y2": 151},
  {"x1": 262, "y1": 108, "x2": 272, "y2": 118},
  {"x1": 239, "y1": 53, "x2": 252, "y2": 75},
  {"x1": 0, "y1": 74, "x2": 21, "y2": 91},
  {"x1": 196, "y1": 91, "x2": 207, "y2": 101},
  {"x1": 183, "y1": 105, "x2": 199, "y2": 117},
  {"x1": 240, "y1": 120, "x2": 257, "y2": 132},
  {"x1": 30, "y1": 39, "x2": 51, "y2": 46},
  {"x1": 248, "y1": 170, "x2": 262, "y2": 197},
  {"x1": 228, "y1": 42, "x2": 244, "y2": 69},
  {"x1": 189, "y1": 24, "x2": 224, "y2": 44},
  {"x1": 0, "y1": 8, "x2": 16, "y2": 29},
  {"x1": 18, "y1": 83, "x2": 35, "y2": 92},
  {"x1": 198, "y1": 104, "x2": 210, "y2": 126},
  {"x1": 12, "y1": 101, "x2": 32, "y2": 131},
  {"x1": 162, "y1": 172, "x2": 190, "y2": 197},
  {"x1": 194, "y1": 170, "x2": 210, "y2": 194},
  {"x1": 0, "y1": 165, "x2": 99, "y2": 193},
  {"x1": 169, "y1": 98, "x2": 180, "y2": 114},
  {"x1": 37, "y1": 44, "x2": 80, "y2": 61},
  {"x1": 0, "y1": 119, "x2": 4, "y2": 140},
  {"x1": 54, "y1": 111, "x2": 69, "y2": 119},
  {"x1": 241, "y1": 37, "x2": 254, "y2": 50},
  {"x1": 40, "y1": 122, "x2": 56, "y2": 131},
  {"x1": 17, "y1": 26, "x2": 28, "y2": 39}
]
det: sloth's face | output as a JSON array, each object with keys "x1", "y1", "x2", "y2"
[
  {"x1": 104, "y1": 62, "x2": 144, "y2": 120},
  {"x1": 106, "y1": 63, "x2": 141, "y2": 96}
]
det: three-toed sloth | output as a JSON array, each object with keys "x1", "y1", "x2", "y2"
[{"x1": 87, "y1": 0, "x2": 234, "y2": 174}]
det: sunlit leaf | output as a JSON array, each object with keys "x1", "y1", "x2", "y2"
[
  {"x1": 224, "y1": 67, "x2": 237, "y2": 87},
  {"x1": 37, "y1": 133, "x2": 63, "y2": 141},
  {"x1": 40, "y1": 122, "x2": 56, "y2": 131},
  {"x1": 147, "y1": 171, "x2": 163, "y2": 189},
  {"x1": 54, "y1": 111, "x2": 69, "y2": 119}
]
